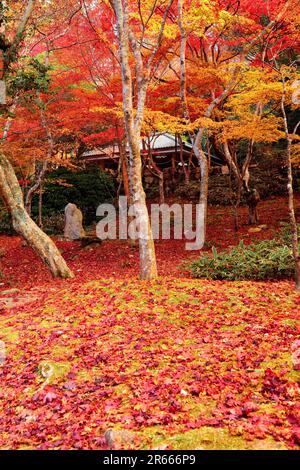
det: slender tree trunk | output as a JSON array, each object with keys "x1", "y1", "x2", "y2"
[
  {"x1": 234, "y1": 180, "x2": 243, "y2": 230},
  {"x1": 193, "y1": 130, "x2": 208, "y2": 244},
  {"x1": 178, "y1": 0, "x2": 208, "y2": 243},
  {"x1": 129, "y1": 140, "x2": 157, "y2": 279},
  {"x1": 0, "y1": 1, "x2": 73, "y2": 278},
  {"x1": 192, "y1": 73, "x2": 240, "y2": 244},
  {"x1": 112, "y1": 0, "x2": 157, "y2": 279},
  {"x1": 150, "y1": 157, "x2": 165, "y2": 204},
  {"x1": 171, "y1": 153, "x2": 176, "y2": 190},
  {"x1": 120, "y1": 145, "x2": 130, "y2": 199},
  {"x1": 281, "y1": 81, "x2": 300, "y2": 291},
  {"x1": 116, "y1": 155, "x2": 123, "y2": 200},
  {"x1": 178, "y1": 0, "x2": 189, "y2": 122},
  {"x1": 178, "y1": 2, "x2": 193, "y2": 189},
  {"x1": 179, "y1": 136, "x2": 190, "y2": 184},
  {"x1": 118, "y1": 138, "x2": 136, "y2": 246},
  {"x1": 25, "y1": 160, "x2": 48, "y2": 216},
  {"x1": 158, "y1": 172, "x2": 164, "y2": 205},
  {"x1": 38, "y1": 184, "x2": 43, "y2": 228},
  {"x1": 223, "y1": 141, "x2": 244, "y2": 230},
  {"x1": 0, "y1": 153, "x2": 74, "y2": 279}
]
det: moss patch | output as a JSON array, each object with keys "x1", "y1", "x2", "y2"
[
  {"x1": 148, "y1": 427, "x2": 287, "y2": 450},
  {"x1": 37, "y1": 361, "x2": 71, "y2": 384}
]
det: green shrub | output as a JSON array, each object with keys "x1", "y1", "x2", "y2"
[
  {"x1": 189, "y1": 239, "x2": 295, "y2": 281},
  {"x1": 279, "y1": 223, "x2": 300, "y2": 245},
  {"x1": 31, "y1": 165, "x2": 116, "y2": 225},
  {"x1": 42, "y1": 213, "x2": 65, "y2": 235},
  {"x1": 0, "y1": 204, "x2": 14, "y2": 235},
  {"x1": 175, "y1": 182, "x2": 200, "y2": 200}
]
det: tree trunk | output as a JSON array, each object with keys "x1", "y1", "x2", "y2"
[
  {"x1": 223, "y1": 141, "x2": 243, "y2": 230},
  {"x1": 234, "y1": 181, "x2": 243, "y2": 231},
  {"x1": 158, "y1": 172, "x2": 164, "y2": 205},
  {"x1": 129, "y1": 139, "x2": 158, "y2": 279},
  {"x1": 113, "y1": 0, "x2": 157, "y2": 280},
  {"x1": 25, "y1": 160, "x2": 48, "y2": 216},
  {"x1": 191, "y1": 74, "x2": 240, "y2": 245},
  {"x1": 121, "y1": 146, "x2": 130, "y2": 199},
  {"x1": 147, "y1": 140, "x2": 165, "y2": 205},
  {"x1": 38, "y1": 184, "x2": 43, "y2": 228},
  {"x1": 178, "y1": 0, "x2": 190, "y2": 122},
  {"x1": 179, "y1": 136, "x2": 190, "y2": 184},
  {"x1": 119, "y1": 138, "x2": 136, "y2": 246},
  {"x1": 281, "y1": 81, "x2": 300, "y2": 291},
  {"x1": 194, "y1": 142, "x2": 208, "y2": 246},
  {"x1": 171, "y1": 153, "x2": 176, "y2": 190},
  {"x1": 0, "y1": 153, "x2": 74, "y2": 279}
]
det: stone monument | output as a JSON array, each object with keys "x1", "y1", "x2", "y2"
[{"x1": 64, "y1": 203, "x2": 86, "y2": 240}]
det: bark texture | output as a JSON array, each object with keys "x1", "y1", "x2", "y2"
[
  {"x1": 0, "y1": 153, "x2": 74, "y2": 279},
  {"x1": 111, "y1": 0, "x2": 175, "y2": 279},
  {"x1": 281, "y1": 81, "x2": 300, "y2": 291}
]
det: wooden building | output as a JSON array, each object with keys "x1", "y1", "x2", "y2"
[{"x1": 81, "y1": 133, "x2": 222, "y2": 171}]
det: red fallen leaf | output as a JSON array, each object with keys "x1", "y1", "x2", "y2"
[
  {"x1": 261, "y1": 369, "x2": 287, "y2": 397},
  {"x1": 123, "y1": 294, "x2": 135, "y2": 302},
  {"x1": 291, "y1": 340, "x2": 300, "y2": 352},
  {"x1": 63, "y1": 381, "x2": 77, "y2": 390},
  {"x1": 0, "y1": 197, "x2": 300, "y2": 450},
  {"x1": 292, "y1": 430, "x2": 300, "y2": 445},
  {"x1": 168, "y1": 400, "x2": 182, "y2": 413},
  {"x1": 190, "y1": 386, "x2": 201, "y2": 396},
  {"x1": 241, "y1": 401, "x2": 259, "y2": 416},
  {"x1": 51, "y1": 440, "x2": 64, "y2": 447},
  {"x1": 104, "y1": 400, "x2": 121, "y2": 413},
  {"x1": 32, "y1": 391, "x2": 42, "y2": 402},
  {"x1": 161, "y1": 414, "x2": 173, "y2": 425},
  {"x1": 43, "y1": 391, "x2": 57, "y2": 404},
  {"x1": 286, "y1": 411, "x2": 300, "y2": 426}
]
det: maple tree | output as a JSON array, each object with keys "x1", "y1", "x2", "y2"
[
  {"x1": 278, "y1": 66, "x2": 300, "y2": 290},
  {"x1": 174, "y1": 0, "x2": 300, "y2": 240},
  {"x1": 107, "y1": 0, "x2": 177, "y2": 280},
  {"x1": 0, "y1": 0, "x2": 82, "y2": 278},
  {"x1": 0, "y1": 0, "x2": 300, "y2": 455},
  {"x1": 0, "y1": 1, "x2": 299, "y2": 284}
]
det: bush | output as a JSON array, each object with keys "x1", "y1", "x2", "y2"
[
  {"x1": 189, "y1": 239, "x2": 295, "y2": 281},
  {"x1": 0, "y1": 204, "x2": 14, "y2": 235},
  {"x1": 175, "y1": 182, "x2": 200, "y2": 200},
  {"x1": 279, "y1": 223, "x2": 300, "y2": 245},
  {"x1": 32, "y1": 165, "x2": 116, "y2": 225},
  {"x1": 208, "y1": 175, "x2": 233, "y2": 205},
  {"x1": 42, "y1": 213, "x2": 65, "y2": 235}
]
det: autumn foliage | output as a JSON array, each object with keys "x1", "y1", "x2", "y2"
[{"x1": 0, "y1": 0, "x2": 299, "y2": 452}]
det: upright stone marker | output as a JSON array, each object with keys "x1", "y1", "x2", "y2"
[
  {"x1": 0, "y1": 341, "x2": 6, "y2": 366},
  {"x1": 0, "y1": 80, "x2": 6, "y2": 105},
  {"x1": 64, "y1": 203, "x2": 86, "y2": 240}
]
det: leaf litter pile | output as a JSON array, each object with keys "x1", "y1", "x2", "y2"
[{"x1": 0, "y1": 198, "x2": 299, "y2": 450}]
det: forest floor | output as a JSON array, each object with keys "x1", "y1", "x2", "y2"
[{"x1": 0, "y1": 196, "x2": 299, "y2": 450}]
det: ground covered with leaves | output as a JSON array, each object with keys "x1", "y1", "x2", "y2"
[{"x1": 0, "y1": 197, "x2": 299, "y2": 450}]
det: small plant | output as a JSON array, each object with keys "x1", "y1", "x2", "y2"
[
  {"x1": 42, "y1": 213, "x2": 65, "y2": 235},
  {"x1": 175, "y1": 182, "x2": 200, "y2": 200},
  {"x1": 189, "y1": 239, "x2": 295, "y2": 280},
  {"x1": 0, "y1": 206, "x2": 14, "y2": 235}
]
